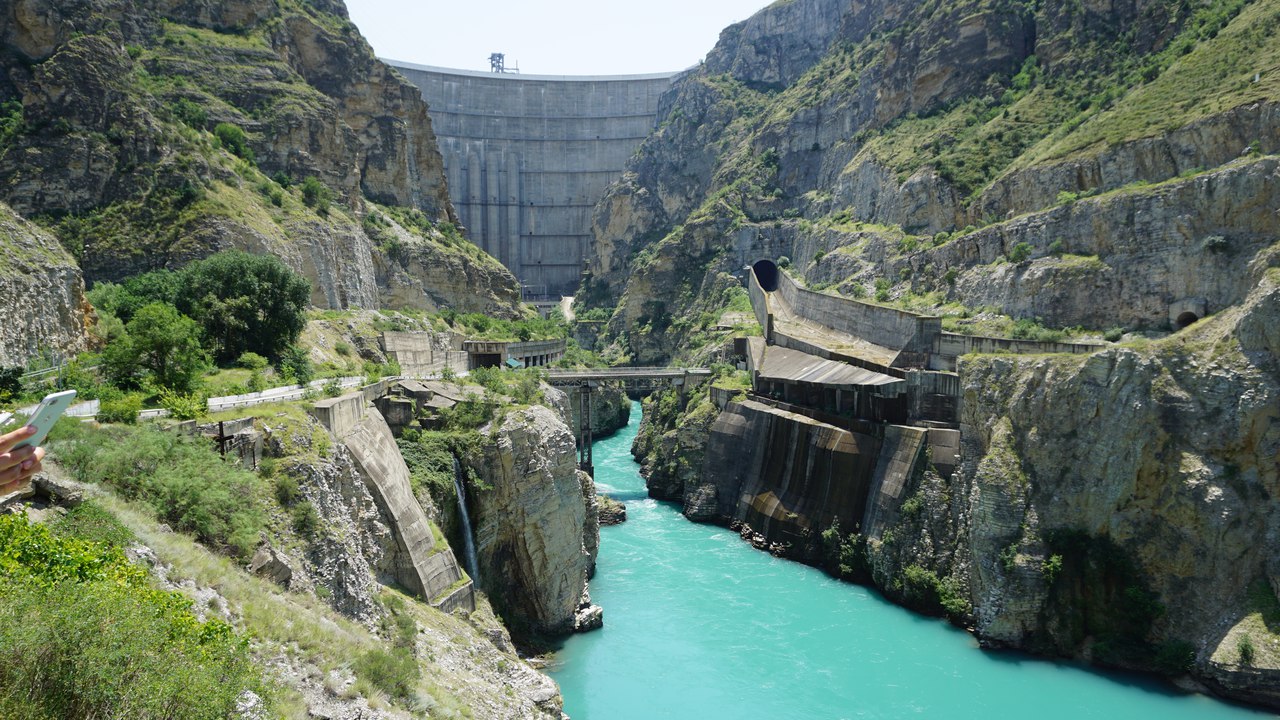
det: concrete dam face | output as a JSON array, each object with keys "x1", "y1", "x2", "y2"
[{"x1": 387, "y1": 61, "x2": 676, "y2": 297}]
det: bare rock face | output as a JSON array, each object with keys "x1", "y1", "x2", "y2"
[
  {"x1": 0, "y1": 203, "x2": 88, "y2": 367},
  {"x1": 704, "y1": 0, "x2": 847, "y2": 90},
  {"x1": 465, "y1": 405, "x2": 596, "y2": 636},
  {"x1": 279, "y1": 438, "x2": 393, "y2": 625},
  {"x1": 948, "y1": 273, "x2": 1280, "y2": 702},
  {"x1": 567, "y1": 387, "x2": 632, "y2": 441}
]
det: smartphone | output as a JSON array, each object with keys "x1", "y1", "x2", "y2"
[{"x1": 13, "y1": 390, "x2": 77, "y2": 451}]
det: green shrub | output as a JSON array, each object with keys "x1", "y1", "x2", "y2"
[
  {"x1": 213, "y1": 122, "x2": 253, "y2": 161},
  {"x1": 1008, "y1": 242, "x2": 1033, "y2": 263},
  {"x1": 0, "y1": 368, "x2": 23, "y2": 405},
  {"x1": 334, "y1": 342, "x2": 354, "y2": 357},
  {"x1": 1103, "y1": 327, "x2": 1125, "y2": 342},
  {"x1": 1042, "y1": 553, "x2": 1063, "y2": 584},
  {"x1": 235, "y1": 352, "x2": 269, "y2": 370},
  {"x1": 97, "y1": 393, "x2": 143, "y2": 424},
  {"x1": 247, "y1": 370, "x2": 267, "y2": 393},
  {"x1": 51, "y1": 423, "x2": 266, "y2": 556},
  {"x1": 274, "y1": 475, "x2": 300, "y2": 506},
  {"x1": 1047, "y1": 239, "x2": 1065, "y2": 256},
  {"x1": 300, "y1": 176, "x2": 332, "y2": 214},
  {"x1": 1238, "y1": 634, "x2": 1255, "y2": 665},
  {"x1": 0, "y1": 514, "x2": 265, "y2": 719},
  {"x1": 169, "y1": 98, "x2": 206, "y2": 129},
  {"x1": 874, "y1": 277, "x2": 891, "y2": 302},
  {"x1": 1202, "y1": 235, "x2": 1229, "y2": 253},
  {"x1": 158, "y1": 389, "x2": 207, "y2": 420},
  {"x1": 353, "y1": 648, "x2": 418, "y2": 701},
  {"x1": 277, "y1": 345, "x2": 314, "y2": 386},
  {"x1": 291, "y1": 501, "x2": 320, "y2": 536}
]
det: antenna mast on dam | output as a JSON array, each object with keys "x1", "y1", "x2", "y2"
[{"x1": 387, "y1": 59, "x2": 676, "y2": 300}]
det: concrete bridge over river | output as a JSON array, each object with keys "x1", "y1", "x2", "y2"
[{"x1": 546, "y1": 367, "x2": 711, "y2": 472}]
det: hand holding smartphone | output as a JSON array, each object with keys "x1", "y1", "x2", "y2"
[
  {"x1": 13, "y1": 390, "x2": 77, "y2": 451},
  {"x1": 0, "y1": 389, "x2": 73, "y2": 494}
]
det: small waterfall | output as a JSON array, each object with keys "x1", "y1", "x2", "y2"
[{"x1": 452, "y1": 456, "x2": 481, "y2": 584}]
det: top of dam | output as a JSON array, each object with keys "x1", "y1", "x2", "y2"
[{"x1": 384, "y1": 58, "x2": 683, "y2": 83}]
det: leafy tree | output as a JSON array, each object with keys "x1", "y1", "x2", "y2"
[
  {"x1": 174, "y1": 250, "x2": 311, "y2": 363},
  {"x1": 103, "y1": 303, "x2": 208, "y2": 392},
  {"x1": 87, "y1": 270, "x2": 180, "y2": 324},
  {"x1": 275, "y1": 345, "x2": 313, "y2": 386}
]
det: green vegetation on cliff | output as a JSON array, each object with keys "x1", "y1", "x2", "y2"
[
  {"x1": 592, "y1": 0, "x2": 1280, "y2": 360},
  {"x1": 0, "y1": 512, "x2": 265, "y2": 719}
]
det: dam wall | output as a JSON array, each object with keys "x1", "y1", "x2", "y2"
[{"x1": 387, "y1": 60, "x2": 676, "y2": 297}]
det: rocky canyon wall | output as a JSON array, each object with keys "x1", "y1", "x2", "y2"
[
  {"x1": 464, "y1": 404, "x2": 600, "y2": 636},
  {"x1": 0, "y1": 203, "x2": 88, "y2": 366}
]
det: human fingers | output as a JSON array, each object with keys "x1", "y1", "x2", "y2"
[
  {"x1": 0, "y1": 446, "x2": 42, "y2": 494},
  {"x1": 0, "y1": 424, "x2": 36, "y2": 455},
  {"x1": 0, "y1": 444, "x2": 37, "y2": 474}
]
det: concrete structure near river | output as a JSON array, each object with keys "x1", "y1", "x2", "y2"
[{"x1": 387, "y1": 60, "x2": 677, "y2": 298}]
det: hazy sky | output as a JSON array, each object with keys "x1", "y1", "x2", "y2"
[{"x1": 344, "y1": 0, "x2": 772, "y2": 76}]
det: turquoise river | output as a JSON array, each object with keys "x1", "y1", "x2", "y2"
[{"x1": 550, "y1": 402, "x2": 1271, "y2": 719}]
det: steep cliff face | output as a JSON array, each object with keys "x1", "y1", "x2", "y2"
[
  {"x1": 0, "y1": 0, "x2": 519, "y2": 317},
  {"x1": 0, "y1": 203, "x2": 88, "y2": 366},
  {"x1": 464, "y1": 405, "x2": 599, "y2": 637},
  {"x1": 567, "y1": 387, "x2": 632, "y2": 441},
  {"x1": 946, "y1": 273, "x2": 1280, "y2": 698},
  {"x1": 588, "y1": 0, "x2": 1280, "y2": 362}
]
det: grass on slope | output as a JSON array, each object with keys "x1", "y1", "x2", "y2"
[{"x1": 1019, "y1": 0, "x2": 1279, "y2": 166}]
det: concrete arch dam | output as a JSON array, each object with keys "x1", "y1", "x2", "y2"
[{"x1": 387, "y1": 60, "x2": 677, "y2": 298}]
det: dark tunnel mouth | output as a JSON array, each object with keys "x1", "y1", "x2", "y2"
[
  {"x1": 753, "y1": 259, "x2": 780, "y2": 292},
  {"x1": 1175, "y1": 311, "x2": 1200, "y2": 329}
]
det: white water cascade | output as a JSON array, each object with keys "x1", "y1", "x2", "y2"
[{"x1": 452, "y1": 456, "x2": 481, "y2": 584}]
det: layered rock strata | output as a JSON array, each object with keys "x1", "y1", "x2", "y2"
[
  {"x1": 0, "y1": 203, "x2": 87, "y2": 367},
  {"x1": 464, "y1": 404, "x2": 600, "y2": 636}
]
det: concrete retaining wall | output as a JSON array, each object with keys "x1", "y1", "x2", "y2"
[
  {"x1": 388, "y1": 61, "x2": 674, "y2": 296},
  {"x1": 861, "y1": 425, "x2": 929, "y2": 540},
  {"x1": 309, "y1": 392, "x2": 367, "y2": 438},
  {"x1": 933, "y1": 332, "x2": 1103, "y2": 370},
  {"x1": 775, "y1": 271, "x2": 940, "y2": 355},
  {"x1": 341, "y1": 406, "x2": 473, "y2": 607},
  {"x1": 694, "y1": 400, "x2": 880, "y2": 546}
]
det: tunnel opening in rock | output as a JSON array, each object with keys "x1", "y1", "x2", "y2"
[
  {"x1": 753, "y1": 260, "x2": 780, "y2": 292},
  {"x1": 1175, "y1": 311, "x2": 1200, "y2": 329}
]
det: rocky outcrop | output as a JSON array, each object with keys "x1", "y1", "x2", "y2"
[
  {"x1": 0, "y1": 203, "x2": 87, "y2": 367},
  {"x1": 0, "y1": 0, "x2": 520, "y2": 315},
  {"x1": 465, "y1": 405, "x2": 599, "y2": 636},
  {"x1": 567, "y1": 387, "x2": 632, "y2": 440},
  {"x1": 632, "y1": 389, "x2": 720, "y2": 501}
]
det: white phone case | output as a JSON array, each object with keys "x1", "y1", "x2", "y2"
[{"x1": 13, "y1": 389, "x2": 77, "y2": 450}]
